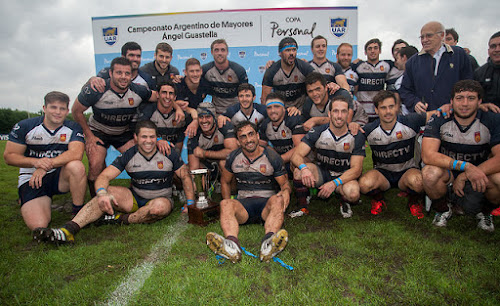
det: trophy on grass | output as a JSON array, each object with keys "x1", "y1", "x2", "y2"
[{"x1": 188, "y1": 168, "x2": 220, "y2": 226}]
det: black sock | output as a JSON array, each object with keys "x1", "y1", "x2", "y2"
[
  {"x1": 63, "y1": 221, "x2": 81, "y2": 235},
  {"x1": 118, "y1": 213, "x2": 130, "y2": 225},
  {"x1": 72, "y1": 203, "x2": 83, "y2": 215},
  {"x1": 262, "y1": 232, "x2": 274, "y2": 243},
  {"x1": 226, "y1": 235, "x2": 241, "y2": 248},
  {"x1": 88, "y1": 180, "x2": 96, "y2": 198},
  {"x1": 367, "y1": 189, "x2": 384, "y2": 201},
  {"x1": 293, "y1": 179, "x2": 309, "y2": 208}
]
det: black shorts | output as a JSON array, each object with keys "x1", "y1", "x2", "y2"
[
  {"x1": 450, "y1": 181, "x2": 489, "y2": 215},
  {"x1": 377, "y1": 168, "x2": 409, "y2": 188},
  {"x1": 317, "y1": 167, "x2": 340, "y2": 187},
  {"x1": 18, "y1": 168, "x2": 65, "y2": 206},
  {"x1": 91, "y1": 130, "x2": 133, "y2": 149},
  {"x1": 239, "y1": 197, "x2": 269, "y2": 225}
]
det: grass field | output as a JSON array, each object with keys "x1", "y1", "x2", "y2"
[{"x1": 1, "y1": 140, "x2": 500, "y2": 305}]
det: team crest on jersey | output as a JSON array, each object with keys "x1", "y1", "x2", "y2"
[
  {"x1": 325, "y1": 68, "x2": 331, "y2": 73},
  {"x1": 343, "y1": 142, "x2": 350, "y2": 151},
  {"x1": 475, "y1": 132, "x2": 481, "y2": 143},
  {"x1": 380, "y1": 66, "x2": 385, "y2": 72},
  {"x1": 60, "y1": 134, "x2": 66, "y2": 142},
  {"x1": 281, "y1": 130, "x2": 286, "y2": 138},
  {"x1": 214, "y1": 135, "x2": 219, "y2": 143},
  {"x1": 128, "y1": 98, "x2": 134, "y2": 106},
  {"x1": 260, "y1": 164, "x2": 267, "y2": 173},
  {"x1": 396, "y1": 131, "x2": 403, "y2": 139},
  {"x1": 330, "y1": 18, "x2": 347, "y2": 38},
  {"x1": 172, "y1": 119, "x2": 177, "y2": 127},
  {"x1": 239, "y1": 51, "x2": 246, "y2": 59},
  {"x1": 259, "y1": 66, "x2": 266, "y2": 73},
  {"x1": 170, "y1": 73, "x2": 175, "y2": 79},
  {"x1": 228, "y1": 75, "x2": 233, "y2": 82},
  {"x1": 200, "y1": 52, "x2": 207, "y2": 61},
  {"x1": 294, "y1": 75, "x2": 298, "y2": 82},
  {"x1": 102, "y1": 27, "x2": 118, "y2": 46},
  {"x1": 157, "y1": 161, "x2": 164, "y2": 169},
  {"x1": 255, "y1": 118, "x2": 259, "y2": 124}
]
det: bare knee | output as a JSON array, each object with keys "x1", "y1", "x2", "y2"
[
  {"x1": 64, "y1": 160, "x2": 86, "y2": 178},
  {"x1": 359, "y1": 175, "x2": 376, "y2": 194},
  {"x1": 149, "y1": 203, "x2": 171, "y2": 217},
  {"x1": 405, "y1": 172, "x2": 423, "y2": 193},
  {"x1": 267, "y1": 195, "x2": 285, "y2": 213},
  {"x1": 342, "y1": 182, "x2": 360, "y2": 202},
  {"x1": 422, "y1": 166, "x2": 445, "y2": 187},
  {"x1": 220, "y1": 199, "x2": 237, "y2": 215}
]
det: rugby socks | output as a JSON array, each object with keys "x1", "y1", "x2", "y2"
[
  {"x1": 367, "y1": 189, "x2": 384, "y2": 201},
  {"x1": 432, "y1": 197, "x2": 449, "y2": 213},
  {"x1": 88, "y1": 180, "x2": 96, "y2": 198},
  {"x1": 226, "y1": 235, "x2": 241, "y2": 249},
  {"x1": 72, "y1": 203, "x2": 83, "y2": 216},
  {"x1": 293, "y1": 179, "x2": 310, "y2": 208},
  {"x1": 406, "y1": 189, "x2": 423, "y2": 206},
  {"x1": 262, "y1": 232, "x2": 274, "y2": 243},
  {"x1": 118, "y1": 213, "x2": 130, "y2": 225},
  {"x1": 63, "y1": 221, "x2": 81, "y2": 236}
]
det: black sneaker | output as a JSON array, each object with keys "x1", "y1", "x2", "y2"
[
  {"x1": 93, "y1": 214, "x2": 123, "y2": 226},
  {"x1": 33, "y1": 228, "x2": 74, "y2": 245}
]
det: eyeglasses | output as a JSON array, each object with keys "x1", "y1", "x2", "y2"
[{"x1": 419, "y1": 31, "x2": 443, "y2": 40}]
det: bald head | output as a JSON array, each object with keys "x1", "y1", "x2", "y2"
[{"x1": 420, "y1": 21, "x2": 445, "y2": 55}]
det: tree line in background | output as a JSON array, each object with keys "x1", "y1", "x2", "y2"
[{"x1": 0, "y1": 108, "x2": 91, "y2": 134}]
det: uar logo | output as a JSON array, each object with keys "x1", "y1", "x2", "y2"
[
  {"x1": 330, "y1": 18, "x2": 347, "y2": 38},
  {"x1": 103, "y1": 27, "x2": 118, "y2": 46}
]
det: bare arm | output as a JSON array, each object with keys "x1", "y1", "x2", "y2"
[
  {"x1": 334, "y1": 75, "x2": 350, "y2": 91},
  {"x1": 204, "y1": 138, "x2": 239, "y2": 160},
  {"x1": 71, "y1": 98, "x2": 93, "y2": 140},
  {"x1": 290, "y1": 142, "x2": 312, "y2": 169},
  {"x1": 95, "y1": 165, "x2": 122, "y2": 215},
  {"x1": 281, "y1": 134, "x2": 305, "y2": 163},
  {"x1": 175, "y1": 164, "x2": 195, "y2": 202},
  {"x1": 220, "y1": 166, "x2": 234, "y2": 200},
  {"x1": 274, "y1": 174, "x2": 291, "y2": 210},
  {"x1": 260, "y1": 86, "x2": 273, "y2": 105}
]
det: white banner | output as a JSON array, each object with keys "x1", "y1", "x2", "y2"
[{"x1": 92, "y1": 7, "x2": 358, "y2": 97}]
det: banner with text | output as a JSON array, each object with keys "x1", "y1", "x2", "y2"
[{"x1": 92, "y1": 7, "x2": 358, "y2": 98}]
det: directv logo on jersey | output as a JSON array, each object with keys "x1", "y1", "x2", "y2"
[
  {"x1": 330, "y1": 18, "x2": 347, "y2": 38},
  {"x1": 103, "y1": 27, "x2": 118, "y2": 46}
]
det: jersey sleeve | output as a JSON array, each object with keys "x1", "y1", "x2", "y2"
[
  {"x1": 352, "y1": 133, "x2": 366, "y2": 156},
  {"x1": 96, "y1": 67, "x2": 110, "y2": 79},
  {"x1": 288, "y1": 115, "x2": 306, "y2": 135},
  {"x1": 224, "y1": 149, "x2": 239, "y2": 173},
  {"x1": 332, "y1": 62, "x2": 345, "y2": 78},
  {"x1": 231, "y1": 62, "x2": 248, "y2": 84},
  {"x1": 221, "y1": 122, "x2": 236, "y2": 139},
  {"x1": 302, "y1": 98, "x2": 313, "y2": 120},
  {"x1": 258, "y1": 119, "x2": 269, "y2": 142},
  {"x1": 423, "y1": 115, "x2": 444, "y2": 139},
  {"x1": 130, "y1": 83, "x2": 153, "y2": 102},
  {"x1": 137, "y1": 103, "x2": 156, "y2": 121},
  {"x1": 77, "y1": 83, "x2": 104, "y2": 107},
  {"x1": 224, "y1": 104, "x2": 239, "y2": 118},
  {"x1": 66, "y1": 121, "x2": 85, "y2": 143},
  {"x1": 301, "y1": 125, "x2": 324, "y2": 148},
  {"x1": 262, "y1": 63, "x2": 279, "y2": 87},
  {"x1": 111, "y1": 147, "x2": 135, "y2": 171},
  {"x1": 168, "y1": 148, "x2": 184, "y2": 171},
  {"x1": 8, "y1": 119, "x2": 32, "y2": 145},
  {"x1": 266, "y1": 148, "x2": 286, "y2": 177},
  {"x1": 187, "y1": 134, "x2": 200, "y2": 155}
]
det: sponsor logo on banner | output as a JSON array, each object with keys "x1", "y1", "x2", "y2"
[
  {"x1": 330, "y1": 18, "x2": 347, "y2": 38},
  {"x1": 200, "y1": 52, "x2": 207, "y2": 61},
  {"x1": 239, "y1": 51, "x2": 246, "y2": 59},
  {"x1": 103, "y1": 27, "x2": 118, "y2": 46},
  {"x1": 260, "y1": 164, "x2": 267, "y2": 173},
  {"x1": 343, "y1": 142, "x2": 350, "y2": 151},
  {"x1": 60, "y1": 134, "x2": 66, "y2": 142},
  {"x1": 475, "y1": 132, "x2": 481, "y2": 143},
  {"x1": 128, "y1": 98, "x2": 134, "y2": 106},
  {"x1": 258, "y1": 66, "x2": 266, "y2": 73},
  {"x1": 157, "y1": 161, "x2": 163, "y2": 169},
  {"x1": 396, "y1": 131, "x2": 402, "y2": 139}
]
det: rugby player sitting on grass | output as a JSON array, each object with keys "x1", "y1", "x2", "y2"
[{"x1": 33, "y1": 120, "x2": 195, "y2": 244}]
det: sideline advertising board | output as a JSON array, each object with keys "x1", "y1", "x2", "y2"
[{"x1": 92, "y1": 7, "x2": 358, "y2": 99}]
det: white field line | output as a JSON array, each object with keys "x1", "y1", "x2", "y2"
[{"x1": 103, "y1": 218, "x2": 188, "y2": 306}]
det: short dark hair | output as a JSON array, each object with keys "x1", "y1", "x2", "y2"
[
  {"x1": 445, "y1": 28, "x2": 459, "y2": 42},
  {"x1": 155, "y1": 42, "x2": 173, "y2": 54},
  {"x1": 398, "y1": 46, "x2": 419, "y2": 60},
  {"x1": 451, "y1": 80, "x2": 484, "y2": 100},
  {"x1": 265, "y1": 92, "x2": 285, "y2": 104},
  {"x1": 211, "y1": 39, "x2": 228, "y2": 51},
  {"x1": 110, "y1": 57, "x2": 132, "y2": 72},
  {"x1": 156, "y1": 80, "x2": 177, "y2": 96},
  {"x1": 185, "y1": 58, "x2": 201, "y2": 69},
  {"x1": 329, "y1": 96, "x2": 350, "y2": 110},
  {"x1": 44, "y1": 91, "x2": 70, "y2": 107},
  {"x1": 391, "y1": 39, "x2": 409, "y2": 54},
  {"x1": 234, "y1": 121, "x2": 258, "y2": 138},
  {"x1": 490, "y1": 31, "x2": 500, "y2": 43},
  {"x1": 279, "y1": 37, "x2": 298, "y2": 52},
  {"x1": 311, "y1": 35, "x2": 327, "y2": 49},
  {"x1": 135, "y1": 120, "x2": 158, "y2": 135},
  {"x1": 305, "y1": 72, "x2": 327, "y2": 87},
  {"x1": 238, "y1": 83, "x2": 255, "y2": 97},
  {"x1": 373, "y1": 90, "x2": 397, "y2": 108},
  {"x1": 364, "y1": 38, "x2": 382, "y2": 51},
  {"x1": 121, "y1": 42, "x2": 141, "y2": 56}
]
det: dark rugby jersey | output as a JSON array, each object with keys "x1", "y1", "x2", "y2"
[
  {"x1": 139, "y1": 61, "x2": 180, "y2": 88},
  {"x1": 364, "y1": 113, "x2": 426, "y2": 172},
  {"x1": 111, "y1": 146, "x2": 183, "y2": 200},
  {"x1": 259, "y1": 114, "x2": 306, "y2": 155},
  {"x1": 78, "y1": 80, "x2": 152, "y2": 135},
  {"x1": 225, "y1": 146, "x2": 286, "y2": 199},
  {"x1": 262, "y1": 59, "x2": 315, "y2": 109},
  {"x1": 202, "y1": 61, "x2": 248, "y2": 114},
  {"x1": 351, "y1": 60, "x2": 393, "y2": 118},
  {"x1": 302, "y1": 124, "x2": 365, "y2": 177},
  {"x1": 309, "y1": 59, "x2": 345, "y2": 84},
  {"x1": 138, "y1": 103, "x2": 191, "y2": 145},
  {"x1": 344, "y1": 67, "x2": 358, "y2": 95},
  {"x1": 424, "y1": 111, "x2": 500, "y2": 165},
  {"x1": 175, "y1": 77, "x2": 208, "y2": 109},
  {"x1": 224, "y1": 103, "x2": 267, "y2": 127},
  {"x1": 187, "y1": 122, "x2": 235, "y2": 154},
  {"x1": 97, "y1": 67, "x2": 155, "y2": 90},
  {"x1": 386, "y1": 64, "x2": 404, "y2": 92},
  {"x1": 8, "y1": 116, "x2": 85, "y2": 187}
]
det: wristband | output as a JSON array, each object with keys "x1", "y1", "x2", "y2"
[
  {"x1": 437, "y1": 108, "x2": 442, "y2": 113},
  {"x1": 452, "y1": 160, "x2": 458, "y2": 170},
  {"x1": 157, "y1": 137, "x2": 162, "y2": 142},
  {"x1": 187, "y1": 199, "x2": 195, "y2": 206},
  {"x1": 96, "y1": 187, "x2": 107, "y2": 194},
  {"x1": 298, "y1": 164, "x2": 307, "y2": 170},
  {"x1": 460, "y1": 161, "x2": 467, "y2": 171},
  {"x1": 333, "y1": 178, "x2": 343, "y2": 187}
]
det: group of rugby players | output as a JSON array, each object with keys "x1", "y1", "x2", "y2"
[{"x1": 4, "y1": 20, "x2": 500, "y2": 264}]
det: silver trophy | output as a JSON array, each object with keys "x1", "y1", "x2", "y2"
[{"x1": 190, "y1": 168, "x2": 210, "y2": 209}]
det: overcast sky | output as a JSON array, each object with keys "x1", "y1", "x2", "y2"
[{"x1": 1, "y1": 0, "x2": 498, "y2": 112}]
